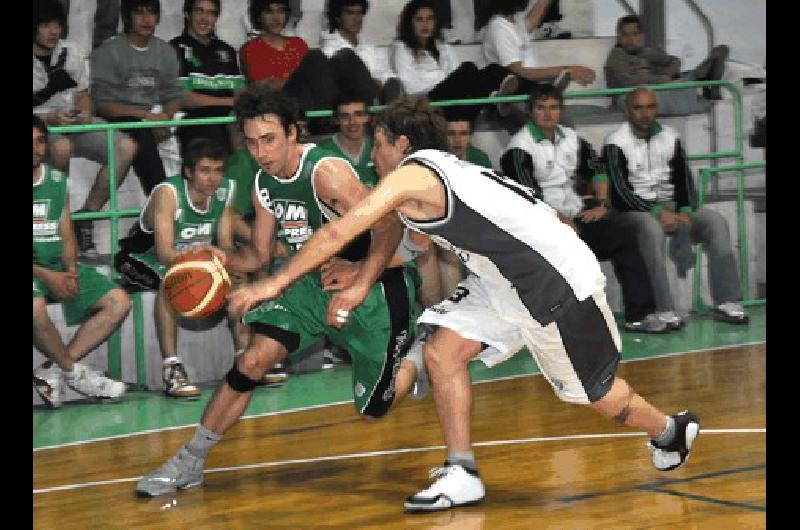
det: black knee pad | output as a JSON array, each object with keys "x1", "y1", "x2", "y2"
[{"x1": 225, "y1": 364, "x2": 258, "y2": 392}]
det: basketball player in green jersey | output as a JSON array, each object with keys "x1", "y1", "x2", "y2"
[
  {"x1": 136, "y1": 87, "x2": 430, "y2": 497},
  {"x1": 115, "y1": 138, "x2": 249, "y2": 399},
  {"x1": 33, "y1": 115, "x2": 131, "y2": 408}
]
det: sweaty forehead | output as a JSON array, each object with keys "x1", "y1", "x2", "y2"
[{"x1": 244, "y1": 114, "x2": 285, "y2": 137}]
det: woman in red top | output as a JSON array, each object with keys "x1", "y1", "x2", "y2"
[
  {"x1": 240, "y1": 0, "x2": 309, "y2": 87},
  {"x1": 240, "y1": 0, "x2": 378, "y2": 133}
]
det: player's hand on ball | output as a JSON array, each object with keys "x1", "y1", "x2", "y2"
[
  {"x1": 326, "y1": 283, "x2": 369, "y2": 328},
  {"x1": 320, "y1": 258, "x2": 361, "y2": 291}
]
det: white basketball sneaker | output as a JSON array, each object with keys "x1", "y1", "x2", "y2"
[
  {"x1": 649, "y1": 410, "x2": 700, "y2": 471},
  {"x1": 33, "y1": 363, "x2": 65, "y2": 409},
  {"x1": 65, "y1": 362, "x2": 126, "y2": 401},
  {"x1": 404, "y1": 464, "x2": 486, "y2": 513}
]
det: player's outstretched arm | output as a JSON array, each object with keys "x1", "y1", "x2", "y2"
[
  {"x1": 278, "y1": 165, "x2": 432, "y2": 291},
  {"x1": 314, "y1": 158, "x2": 404, "y2": 294}
]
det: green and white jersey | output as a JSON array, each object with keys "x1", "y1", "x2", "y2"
[
  {"x1": 316, "y1": 136, "x2": 378, "y2": 187},
  {"x1": 140, "y1": 174, "x2": 234, "y2": 251},
  {"x1": 254, "y1": 143, "x2": 367, "y2": 257},
  {"x1": 33, "y1": 164, "x2": 68, "y2": 267}
]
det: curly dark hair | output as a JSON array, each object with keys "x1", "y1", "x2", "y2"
[
  {"x1": 33, "y1": 0, "x2": 66, "y2": 40},
  {"x1": 233, "y1": 85, "x2": 301, "y2": 136},
  {"x1": 491, "y1": 0, "x2": 529, "y2": 16},
  {"x1": 249, "y1": 0, "x2": 291, "y2": 31},
  {"x1": 326, "y1": 0, "x2": 369, "y2": 33},
  {"x1": 373, "y1": 95, "x2": 448, "y2": 153},
  {"x1": 397, "y1": 0, "x2": 443, "y2": 62}
]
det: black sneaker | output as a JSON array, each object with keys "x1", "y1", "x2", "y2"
[
  {"x1": 73, "y1": 211, "x2": 98, "y2": 260},
  {"x1": 649, "y1": 410, "x2": 700, "y2": 471}
]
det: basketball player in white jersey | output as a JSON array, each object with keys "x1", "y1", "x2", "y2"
[{"x1": 228, "y1": 96, "x2": 700, "y2": 513}]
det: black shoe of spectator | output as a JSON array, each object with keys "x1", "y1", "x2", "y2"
[{"x1": 73, "y1": 210, "x2": 98, "y2": 260}]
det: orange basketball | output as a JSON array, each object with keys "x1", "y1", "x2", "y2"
[{"x1": 163, "y1": 249, "x2": 231, "y2": 318}]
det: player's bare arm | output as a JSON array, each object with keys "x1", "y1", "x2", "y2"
[
  {"x1": 223, "y1": 184, "x2": 277, "y2": 273},
  {"x1": 34, "y1": 195, "x2": 80, "y2": 300},
  {"x1": 149, "y1": 186, "x2": 180, "y2": 266},
  {"x1": 313, "y1": 157, "x2": 405, "y2": 326},
  {"x1": 227, "y1": 163, "x2": 441, "y2": 317},
  {"x1": 315, "y1": 158, "x2": 404, "y2": 288}
]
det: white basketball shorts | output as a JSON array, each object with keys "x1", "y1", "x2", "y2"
[{"x1": 418, "y1": 274, "x2": 622, "y2": 404}]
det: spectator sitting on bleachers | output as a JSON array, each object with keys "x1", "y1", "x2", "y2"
[
  {"x1": 34, "y1": 0, "x2": 138, "y2": 260},
  {"x1": 482, "y1": 0, "x2": 594, "y2": 93},
  {"x1": 316, "y1": 95, "x2": 378, "y2": 187},
  {"x1": 91, "y1": 0, "x2": 183, "y2": 196},
  {"x1": 605, "y1": 15, "x2": 729, "y2": 116},
  {"x1": 241, "y1": 0, "x2": 375, "y2": 132},
  {"x1": 114, "y1": 138, "x2": 253, "y2": 398},
  {"x1": 603, "y1": 88, "x2": 749, "y2": 327},
  {"x1": 391, "y1": 0, "x2": 518, "y2": 124},
  {"x1": 321, "y1": 0, "x2": 405, "y2": 104},
  {"x1": 499, "y1": 84, "x2": 667, "y2": 333},
  {"x1": 33, "y1": 115, "x2": 131, "y2": 409},
  {"x1": 444, "y1": 109, "x2": 492, "y2": 168},
  {"x1": 170, "y1": 0, "x2": 242, "y2": 154}
]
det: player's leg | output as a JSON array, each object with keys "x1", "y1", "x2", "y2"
[
  {"x1": 344, "y1": 267, "x2": 420, "y2": 418},
  {"x1": 59, "y1": 266, "x2": 130, "y2": 400},
  {"x1": 226, "y1": 271, "x2": 252, "y2": 353},
  {"x1": 534, "y1": 290, "x2": 699, "y2": 472},
  {"x1": 136, "y1": 332, "x2": 289, "y2": 497},
  {"x1": 80, "y1": 131, "x2": 137, "y2": 212},
  {"x1": 155, "y1": 281, "x2": 201, "y2": 398},
  {"x1": 33, "y1": 296, "x2": 72, "y2": 371},
  {"x1": 33, "y1": 294, "x2": 71, "y2": 408},
  {"x1": 405, "y1": 275, "x2": 525, "y2": 512},
  {"x1": 63, "y1": 287, "x2": 130, "y2": 360},
  {"x1": 404, "y1": 326, "x2": 486, "y2": 512},
  {"x1": 137, "y1": 278, "x2": 323, "y2": 497}
]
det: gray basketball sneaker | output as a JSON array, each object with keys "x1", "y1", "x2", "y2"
[{"x1": 136, "y1": 446, "x2": 205, "y2": 497}]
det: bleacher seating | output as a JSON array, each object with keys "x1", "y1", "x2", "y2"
[{"x1": 36, "y1": 0, "x2": 766, "y2": 405}]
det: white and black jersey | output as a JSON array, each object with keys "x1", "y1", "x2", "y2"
[{"x1": 398, "y1": 149, "x2": 605, "y2": 326}]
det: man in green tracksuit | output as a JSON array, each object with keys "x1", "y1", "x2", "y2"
[{"x1": 137, "y1": 87, "x2": 430, "y2": 497}]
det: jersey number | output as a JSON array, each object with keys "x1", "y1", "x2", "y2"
[{"x1": 448, "y1": 286, "x2": 470, "y2": 304}]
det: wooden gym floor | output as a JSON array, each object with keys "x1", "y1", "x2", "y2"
[{"x1": 34, "y1": 341, "x2": 766, "y2": 528}]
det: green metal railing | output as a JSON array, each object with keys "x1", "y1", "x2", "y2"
[
  {"x1": 693, "y1": 161, "x2": 766, "y2": 312},
  {"x1": 48, "y1": 79, "x2": 760, "y2": 387}
]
